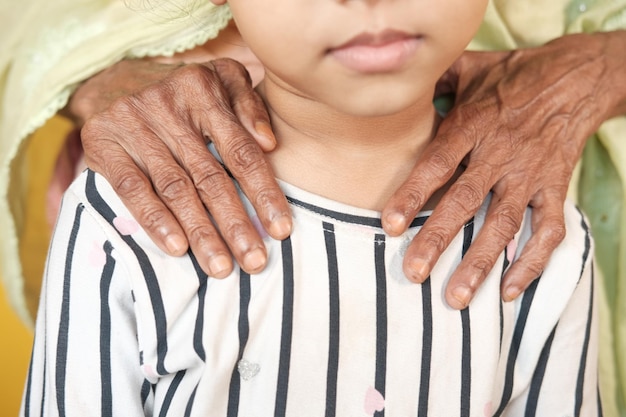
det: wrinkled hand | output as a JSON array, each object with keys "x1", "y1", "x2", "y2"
[
  {"x1": 382, "y1": 31, "x2": 626, "y2": 309},
  {"x1": 69, "y1": 58, "x2": 291, "y2": 277}
]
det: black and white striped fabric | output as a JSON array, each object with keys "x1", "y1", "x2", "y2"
[{"x1": 22, "y1": 169, "x2": 600, "y2": 417}]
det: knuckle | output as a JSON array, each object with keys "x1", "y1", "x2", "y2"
[
  {"x1": 425, "y1": 148, "x2": 458, "y2": 176},
  {"x1": 177, "y1": 65, "x2": 229, "y2": 102},
  {"x1": 134, "y1": 206, "x2": 170, "y2": 234},
  {"x1": 397, "y1": 186, "x2": 427, "y2": 213},
  {"x1": 222, "y1": 220, "x2": 253, "y2": 250},
  {"x1": 521, "y1": 259, "x2": 545, "y2": 278},
  {"x1": 81, "y1": 116, "x2": 120, "y2": 149},
  {"x1": 80, "y1": 118, "x2": 99, "y2": 142},
  {"x1": 420, "y1": 227, "x2": 449, "y2": 255},
  {"x1": 109, "y1": 167, "x2": 146, "y2": 197},
  {"x1": 450, "y1": 181, "x2": 485, "y2": 211},
  {"x1": 172, "y1": 65, "x2": 230, "y2": 107},
  {"x1": 152, "y1": 171, "x2": 194, "y2": 201},
  {"x1": 253, "y1": 187, "x2": 283, "y2": 210},
  {"x1": 138, "y1": 83, "x2": 174, "y2": 108},
  {"x1": 82, "y1": 146, "x2": 118, "y2": 175},
  {"x1": 213, "y1": 58, "x2": 251, "y2": 78},
  {"x1": 447, "y1": 104, "x2": 487, "y2": 138},
  {"x1": 540, "y1": 219, "x2": 566, "y2": 245},
  {"x1": 226, "y1": 139, "x2": 265, "y2": 173},
  {"x1": 232, "y1": 93, "x2": 261, "y2": 114},
  {"x1": 466, "y1": 257, "x2": 494, "y2": 286},
  {"x1": 193, "y1": 165, "x2": 232, "y2": 195},
  {"x1": 193, "y1": 98, "x2": 234, "y2": 130},
  {"x1": 79, "y1": 123, "x2": 105, "y2": 161},
  {"x1": 175, "y1": 63, "x2": 213, "y2": 85},
  {"x1": 494, "y1": 203, "x2": 523, "y2": 237},
  {"x1": 186, "y1": 223, "x2": 221, "y2": 247},
  {"x1": 108, "y1": 95, "x2": 141, "y2": 117},
  {"x1": 224, "y1": 219, "x2": 247, "y2": 237}
]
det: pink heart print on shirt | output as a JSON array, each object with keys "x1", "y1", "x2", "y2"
[
  {"x1": 364, "y1": 386, "x2": 385, "y2": 415},
  {"x1": 484, "y1": 401, "x2": 493, "y2": 416},
  {"x1": 506, "y1": 239, "x2": 517, "y2": 264},
  {"x1": 113, "y1": 216, "x2": 140, "y2": 236},
  {"x1": 88, "y1": 241, "x2": 106, "y2": 268},
  {"x1": 141, "y1": 364, "x2": 159, "y2": 380}
]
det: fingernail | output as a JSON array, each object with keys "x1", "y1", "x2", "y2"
[
  {"x1": 255, "y1": 121, "x2": 276, "y2": 144},
  {"x1": 269, "y1": 214, "x2": 292, "y2": 239},
  {"x1": 209, "y1": 254, "x2": 232, "y2": 278},
  {"x1": 451, "y1": 285, "x2": 472, "y2": 309},
  {"x1": 503, "y1": 285, "x2": 521, "y2": 302},
  {"x1": 243, "y1": 248, "x2": 267, "y2": 272},
  {"x1": 406, "y1": 257, "x2": 430, "y2": 282},
  {"x1": 165, "y1": 234, "x2": 187, "y2": 255},
  {"x1": 384, "y1": 211, "x2": 407, "y2": 234}
]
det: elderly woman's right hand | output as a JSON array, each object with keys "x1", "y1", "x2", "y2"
[{"x1": 67, "y1": 57, "x2": 292, "y2": 277}]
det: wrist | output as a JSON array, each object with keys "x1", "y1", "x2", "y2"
[{"x1": 596, "y1": 30, "x2": 626, "y2": 118}]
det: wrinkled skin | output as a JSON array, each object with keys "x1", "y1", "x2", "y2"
[
  {"x1": 66, "y1": 58, "x2": 292, "y2": 278},
  {"x1": 56, "y1": 29, "x2": 626, "y2": 308},
  {"x1": 385, "y1": 30, "x2": 626, "y2": 308}
]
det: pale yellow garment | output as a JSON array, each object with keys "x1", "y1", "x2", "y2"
[{"x1": 0, "y1": 0, "x2": 625, "y2": 415}]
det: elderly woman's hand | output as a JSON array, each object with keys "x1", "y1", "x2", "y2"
[
  {"x1": 67, "y1": 57, "x2": 291, "y2": 278},
  {"x1": 383, "y1": 30, "x2": 626, "y2": 309}
]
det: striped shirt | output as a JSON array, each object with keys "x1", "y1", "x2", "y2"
[{"x1": 22, "y1": 169, "x2": 600, "y2": 417}]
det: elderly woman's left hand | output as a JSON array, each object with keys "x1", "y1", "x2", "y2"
[{"x1": 382, "y1": 30, "x2": 626, "y2": 309}]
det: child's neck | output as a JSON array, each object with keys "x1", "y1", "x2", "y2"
[{"x1": 258, "y1": 81, "x2": 444, "y2": 212}]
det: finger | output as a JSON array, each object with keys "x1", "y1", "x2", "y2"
[
  {"x1": 83, "y1": 113, "x2": 239, "y2": 278},
  {"x1": 188, "y1": 74, "x2": 292, "y2": 242},
  {"x1": 444, "y1": 191, "x2": 527, "y2": 309},
  {"x1": 136, "y1": 63, "x2": 282, "y2": 274},
  {"x1": 129, "y1": 63, "x2": 281, "y2": 274},
  {"x1": 501, "y1": 191, "x2": 566, "y2": 301},
  {"x1": 112, "y1": 101, "x2": 254, "y2": 277},
  {"x1": 145, "y1": 151, "x2": 248, "y2": 278},
  {"x1": 209, "y1": 119, "x2": 292, "y2": 242},
  {"x1": 165, "y1": 130, "x2": 270, "y2": 275},
  {"x1": 83, "y1": 134, "x2": 192, "y2": 258},
  {"x1": 382, "y1": 125, "x2": 472, "y2": 236},
  {"x1": 213, "y1": 58, "x2": 277, "y2": 152},
  {"x1": 401, "y1": 163, "x2": 494, "y2": 283}
]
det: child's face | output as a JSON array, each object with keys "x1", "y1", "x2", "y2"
[{"x1": 215, "y1": 0, "x2": 488, "y2": 117}]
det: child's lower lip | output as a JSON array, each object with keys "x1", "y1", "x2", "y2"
[{"x1": 329, "y1": 37, "x2": 421, "y2": 73}]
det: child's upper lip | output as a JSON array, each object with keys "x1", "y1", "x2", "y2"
[{"x1": 333, "y1": 29, "x2": 419, "y2": 50}]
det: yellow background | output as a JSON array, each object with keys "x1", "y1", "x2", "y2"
[
  {"x1": 0, "y1": 117, "x2": 70, "y2": 415},
  {"x1": 0, "y1": 280, "x2": 32, "y2": 415}
]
